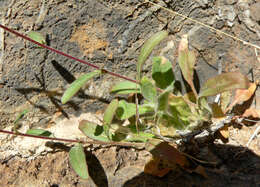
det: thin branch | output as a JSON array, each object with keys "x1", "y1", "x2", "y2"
[
  {"x1": 0, "y1": 24, "x2": 137, "y2": 84},
  {"x1": 0, "y1": 129, "x2": 145, "y2": 149},
  {"x1": 146, "y1": 0, "x2": 260, "y2": 50}
]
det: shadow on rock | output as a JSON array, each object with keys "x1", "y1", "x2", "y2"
[
  {"x1": 85, "y1": 151, "x2": 108, "y2": 187},
  {"x1": 123, "y1": 143, "x2": 260, "y2": 187}
]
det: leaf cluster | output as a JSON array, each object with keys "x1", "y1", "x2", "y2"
[{"x1": 26, "y1": 31, "x2": 251, "y2": 179}]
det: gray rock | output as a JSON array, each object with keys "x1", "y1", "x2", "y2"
[
  {"x1": 217, "y1": 5, "x2": 236, "y2": 27},
  {"x1": 250, "y1": 2, "x2": 260, "y2": 21}
]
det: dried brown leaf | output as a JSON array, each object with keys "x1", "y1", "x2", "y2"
[
  {"x1": 178, "y1": 35, "x2": 198, "y2": 98},
  {"x1": 220, "y1": 91, "x2": 232, "y2": 113},
  {"x1": 144, "y1": 157, "x2": 172, "y2": 177},
  {"x1": 242, "y1": 108, "x2": 260, "y2": 118},
  {"x1": 147, "y1": 141, "x2": 189, "y2": 168},
  {"x1": 219, "y1": 125, "x2": 229, "y2": 140},
  {"x1": 193, "y1": 165, "x2": 208, "y2": 178},
  {"x1": 199, "y1": 72, "x2": 250, "y2": 97},
  {"x1": 226, "y1": 82, "x2": 257, "y2": 112}
]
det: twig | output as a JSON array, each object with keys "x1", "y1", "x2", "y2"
[
  {"x1": 0, "y1": 24, "x2": 137, "y2": 84},
  {"x1": 0, "y1": 129, "x2": 145, "y2": 149},
  {"x1": 146, "y1": 0, "x2": 260, "y2": 50},
  {"x1": 182, "y1": 152, "x2": 217, "y2": 165},
  {"x1": 246, "y1": 125, "x2": 260, "y2": 147}
]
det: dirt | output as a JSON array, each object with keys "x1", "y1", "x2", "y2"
[{"x1": 0, "y1": 0, "x2": 260, "y2": 186}]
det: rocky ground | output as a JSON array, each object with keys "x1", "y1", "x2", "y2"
[{"x1": 0, "y1": 0, "x2": 260, "y2": 186}]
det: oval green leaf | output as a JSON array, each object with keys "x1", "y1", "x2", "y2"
[
  {"x1": 199, "y1": 72, "x2": 250, "y2": 97},
  {"x1": 140, "y1": 76, "x2": 157, "y2": 103},
  {"x1": 103, "y1": 99, "x2": 119, "y2": 125},
  {"x1": 79, "y1": 120, "x2": 110, "y2": 142},
  {"x1": 14, "y1": 109, "x2": 29, "y2": 124},
  {"x1": 27, "y1": 31, "x2": 46, "y2": 44},
  {"x1": 69, "y1": 143, "x2": 89, "y2": 179},
  {"x1": 116, "y1": 100, "x2": 154, "y2": 120},
  {"x1": 61, "y1": 70, "x2": 101, "y2": 104},
  {"x1": 110, "y1": 81, "x2": 140, "y2": 95},
  {"x1": 157, "y1": 90, "x2": 170, "y2": 112},
  {"x1": 152, "y1": 56, "x2": 175, "y2": 89},
  {"x1": 26, "y1": 129, "x2": 52, "y2": 137},
  {"x1": 137, "y1": 31, "x2": 168, "y2": 80}
]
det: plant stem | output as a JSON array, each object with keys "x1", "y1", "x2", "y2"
[
  {"x1": 0, "y1": 24, "x2": 137, "y2": 83},
  {"x1": 0, "y1": 129, "x2": 145, "y2": 149}
]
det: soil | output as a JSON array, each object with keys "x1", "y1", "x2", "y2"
[{"x1": 0, "y1": 0, "x2": 260, "y2": 186}]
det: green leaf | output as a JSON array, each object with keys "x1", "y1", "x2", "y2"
[
  {"x1": 157, "y1": 84, "x2": 173, "y2": 112},
  {"x1": 79, "y1": 120, "x2": 110, "y2": 142},
  {"x1": 14, "y1": 109, "x2": 29, "y2": 124},
  {"x1": 157, "y1": 89, "x2": 170, "y2": 112},
  {"x1": 159, "y1": 113, "x2": 187, "y2": 131},
  {"x1": 110, "y1": 124, "x2": 128, "y2": 141},
  {"x1": 168, "y1": 94, "x2": 193, "y2": 128},
  {"x1": 26, "y1": 129, "x2": 52, "y2": 137},
  {"x1": 125, "y1": 132, "x2": 155, "y2": 142},
  {"x1": 178, "y1": 36, "x2": 197, "y2": 97},
  {"x1": 220, "y1": 91, "x2": 232, "y2": 112},
  {"x1": 198, "y1": 97, "x2": 212, "y2": 113},
  {"x1": 69, "y1": 143, "x2": 89, "y2": 179},
  {"x1": 103, "y1": 123, "x2": 110, "y2": 139},
  {"x1": 116, "y1": 100, "x2": 154, "y2": 120},
  {"x1": 103, "y1": 99, "x2": 119, "y2": 125},
  {"x1": 13, "y1": 109, "x2": 29, "y2": 133},
  {"x1": 137, "y1": 31, "x2": 168, "y2": 80},
  {"x1": 61, "y1": 70, "x2": 101, "y2": 104},
  {"x1": 140, "y1": 77, "x2": 157, "y2": 103},
  {"x1": 27, "y1": 31, "x2": 46, "y2": 44},
  {"x1": 110, "y1": 81, "x2": 140, "y2": 94},
  {"x1": 199, "y1": 72, "x2": 250, "y2": 97},
  {"x1": 152, "y1": 56, "x2": 175, "y2": 89}
]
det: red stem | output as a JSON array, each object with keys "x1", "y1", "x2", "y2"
[
  {"x1": 0, "y1": 24, "x2": 137, "y2": 83},
  {"x1": 0, "y1": 129, "x2": 79, "y2": 143},
  {"x1": 0, "y1": 24, "x2": 145, "y2": 146},
  {"x1": 0, "y1": 129, "x2": 144, "y2": 148}
]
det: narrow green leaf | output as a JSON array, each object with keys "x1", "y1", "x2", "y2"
[
  {"x1": 103, "y1": 99, "x2": 119, "y2": 126},
  {"x1": 103, "y1": 123, "x2": 110, "y2": 140},
  {"x1": 27, "y1": 31, "x2": 46, "y2": 44},
  {"x1": 13, "y1": 109, "x2": 29, "y2": 133},
  {"x1": 140, "y1": 77, "x2": 157, "y2": 103},
  {"x1": 69, "y1": 143, "x2": 89, "y2": 179},
  {"x1": 61, "y1": 70, "x2": 101, "y2": 104},
  {"x1": 26, "y1": 129, "x2": 52, "y2": 137},
  {"x1": 198, "y1": 97, "x2": 212, "y2": 113},
  {"x1": 116, "y1": 100, "x2": 154, "y2": 120},
  {"x1": 14, "y1": 109, "x2": 29, "y2": 124},
  {"x1": 178, "y1": 35, "x2": 197, "y2": 97},
  {"x1": 79, "y1": 120, "x2": 110, "y2": 142},
  {"x1": 152, "y1": 56, "x2": 175, "y2": 89},
  {"x1": 137, "y1": 31, "x2": 168, "y2": 80},
  {"x1": 178, "y1": 50, "x2": 196, "y2": 85},
  {"x1": 199, "y1": 72, "x2": 250, "y2": 97},
  {"x1": 110, "y1": 81, "x2": 140, "y2": 95}
]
